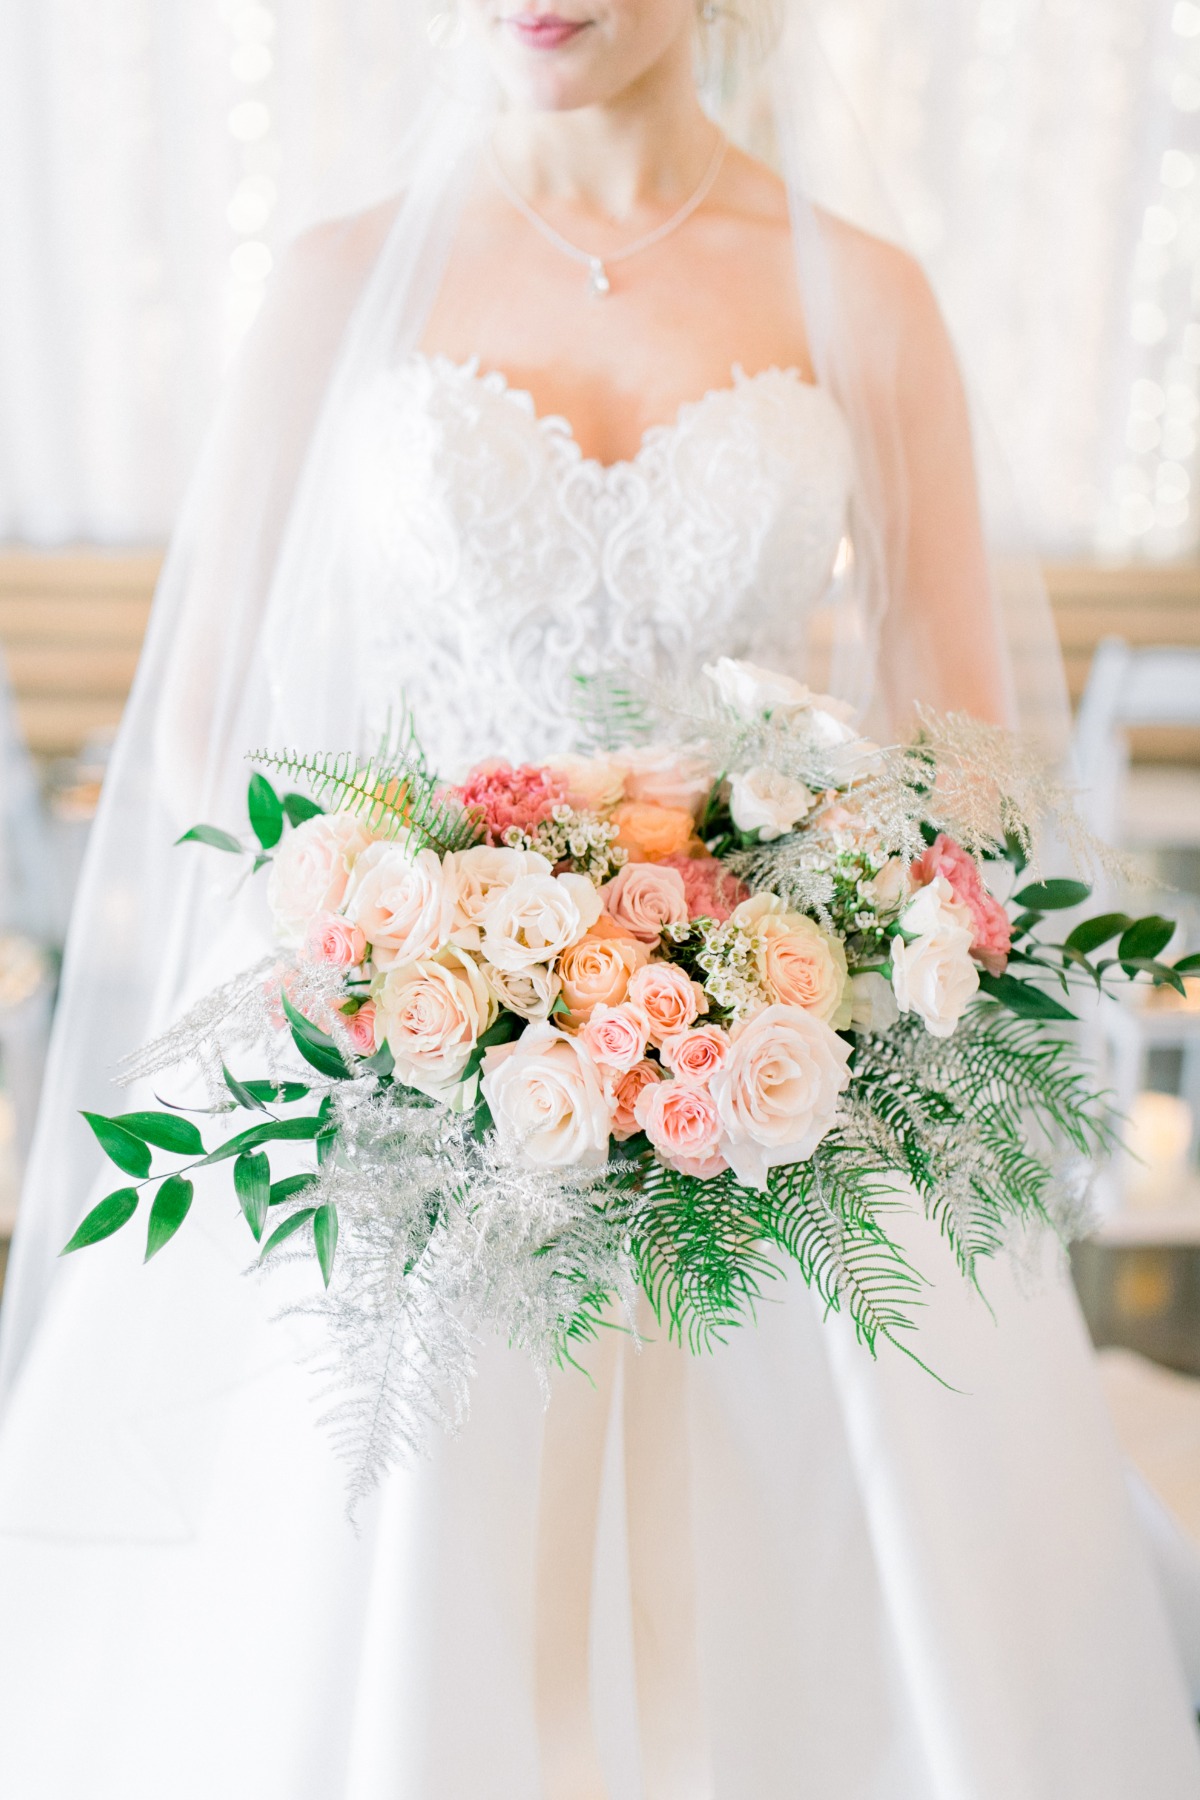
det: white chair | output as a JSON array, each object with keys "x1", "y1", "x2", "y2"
[{"x1": 1072, "y1": 638, "x2": 1200, "y2": 1217}]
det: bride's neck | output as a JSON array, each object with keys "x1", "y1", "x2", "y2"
[{"x1": 492, "y1": 57, "x2": 717, "y2": 223}]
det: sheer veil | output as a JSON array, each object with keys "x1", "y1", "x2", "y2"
[{"x1": 0, "y1": 0, "x2": 1069, "y2": 1412}]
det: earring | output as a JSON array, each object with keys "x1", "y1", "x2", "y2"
[
  {"x1": 427, "y1": 7, "x2": 467, "y2": 49},
  {"x1": 700, "y1": 1, "x2": 718, "y2": 20}
]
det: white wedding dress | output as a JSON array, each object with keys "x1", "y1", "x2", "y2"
[{"x1": 0, "y1": 351, "x2": 1198, "y2": 1800}]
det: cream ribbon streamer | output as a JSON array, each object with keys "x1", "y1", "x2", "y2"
[{"x1": 534, "y1": 1306, "x2": 713, "y2": 1800}]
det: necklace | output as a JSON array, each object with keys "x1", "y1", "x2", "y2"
[{"x1": 488, "y1": 131, "x2": 727, "y2": 299}]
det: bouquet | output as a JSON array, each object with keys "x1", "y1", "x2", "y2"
[{"x1": 65, "y1": 661, "x2": 1197, "y2": 1501}]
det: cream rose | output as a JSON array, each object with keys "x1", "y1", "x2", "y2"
[
  {"x1": 556, "y1": 926, "x2": 649, "y2": 1025},
  {"x1": 710, "y1": 1003, "x2": 852, "y2": 1189},
  {"x1": 581, "y1": 1003, "x2": 651, "y2": 1072},
  {"x1": 848, "y1": 971, "x2": 900, "y2": 1034},
  {"x1": 732, "y1": 893, "x2": 851, "y2": 1027},
  {"x1": 728, "y1": 766, "x2": 814, "y2": 840},
  {"x1": 444, "y1": 845, "x2": 552, "y2": 950},
  {"x1": 635, "y1": 1078, "x2": 727, "y2": 1178},
  {"x1": 481, "y1": 1022, "x2": 615, "y2": 1167},
  {"x1": 627, "y1": 962, "x2": 707, "y2": 1046},
  {"x1": 374, "y1": 945, "x2": 497, "y2": 1097},
  {"x1": 481, "y1": 871, "x2": 603, "y2": 973},
  {"x1": 267, "y1": 810, "x2": 373, "y2": 946},
  {"x1": 482, "y1": 959, "x2": 562, "y2": 1022},
  {"x1": 890, "y1": 875, "x2": 979, "y2": 1039},
  {"x1": 544, "y1": 753, "x2": 627, "y2": 815},
  {"x1": 602, "y1": 862, "x2": 690, "y2": 943},
  {"x1": 702, "y1": 658, "x2": 816, "y2": 719},
  {"x1": 618, "y1": 744, "x2": 714, "y2": 816},
  {"x1": 342, "y1": 832, "x2": 455, "y2": 968}
]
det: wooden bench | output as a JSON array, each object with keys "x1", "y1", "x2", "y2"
[{"x1": 0, "y1": 549, "x2": 1197, "y2": 763}]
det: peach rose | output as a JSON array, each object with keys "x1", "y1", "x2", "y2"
[
  {"x1": 342, "y1": 831, "x2": 456, "y2": 968},
  {"x1": 373, "y1": 945, "x2": 497, "y2": 1097},
  {"x1": 581, "y1": 1003, "x2": 652, "y2": 1072},
  {"x1": 611, "y1": 801, "x2": 696, "y2": 862},
  {"x1": 342, "y1": 1000, "x2": 378, "y2": 1056},
  {"x1": 481, "y1": 1022, "x2": 615, "y2": 1167},
  {"x1": 481, "y1": 871, "x2": 603, "y2": 973},
  {"x1": 611, "y1": 1058, "x2": 663, "y2": 1141},
  {"x1": 266, "y1": 810, "x2": 374, "y2": 946},
  {"x1": 444, "y1": 845, "x2": 553, "y2": 950},
  {"x1": 659, "y1": 1023, "x2": 730, "y2": 1086},
  {"x1": 627, "y1": 962, "x2": 707, "y2": 1046},
  {"x1": 305, "y1": 912, "x2": 367, "y2": 970},
  {"x1": 618, "y1": 744, "x2": 714, "y2": 815},
  {"x1": 602, "y1": 862, "x2": 690, "y2": 944},
  {"x1": 732, "y1": 893, "x2": 851, "y2": 1028},
  {"x1": 556, "y1": 929, "x2": 649, "y2": 1026},
  {"x1": 634, "y1": 1078, "x2": 727, "y2": 1178},
  {"x1": 710, "y1": 1003, "x2": 852, "y2": 1189}
]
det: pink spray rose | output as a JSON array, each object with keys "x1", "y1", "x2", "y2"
[
  {"x1": 626, "y1": 962, "x2": 707, "y2": 1046},
  {"x1": 611, "y1": 1058, "x2": 663, "y2": 1141},
  {"x1": 580, "y1": 1004, "x2": 652, "y2": 1072},
  {"x1": 342, "y1": 1001, "x2": 378, "y2": 1056},
  {"x1": 601, "y1": 861, "x2": 690, "y2": 944},
  {"x1": 305, "y1": 912, "x2": 367, "y2": 970},
  {"x1": 659, "y1": 1024, "x2": 730, "y2": 1086},
  {"x1": 634, "y1": 1078, "x2": 728, "y2": 1178},
  {"x1": 909, "y1": 834, "x2": 1011, "y2": 975}
]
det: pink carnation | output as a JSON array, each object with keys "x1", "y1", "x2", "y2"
[
  {"x1": 910, "y1": 834, "x2": 1011, "y2": 975},
  {"x1": 453, "y1": 760, "x2": 570, "y2": 846},
  {"x1": 657, "y1": 853, "x2": 748, "y2": 924}
]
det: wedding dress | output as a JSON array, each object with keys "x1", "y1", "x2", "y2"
[{"x1": 0, "y1": 347, "x2": 1197, "y2": 1800}]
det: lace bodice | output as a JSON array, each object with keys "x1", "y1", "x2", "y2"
[{"x1": 348, "y1": 353, "x2": 854, "y2": 775}]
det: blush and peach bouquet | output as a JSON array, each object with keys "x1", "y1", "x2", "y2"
[{"x1": 63, "y1": 662, "x2": 1198, "y2": 1499}]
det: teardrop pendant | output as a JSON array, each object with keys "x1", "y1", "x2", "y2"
[{"x1": 587, "y1": 257, "x2": 611, "y2": 299}]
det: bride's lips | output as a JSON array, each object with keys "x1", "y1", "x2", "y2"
[{"x1": 503, "y1": 12, "x2": 589, "y2": 50}]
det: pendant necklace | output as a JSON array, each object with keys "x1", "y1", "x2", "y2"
[{"x1": 488, "y1": 131, "x2": 727, "y2": 299}]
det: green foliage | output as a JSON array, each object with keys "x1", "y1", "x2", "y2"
[
  {"x1": 569, "y1": 670, "x2": 654, "y2": 754},
  {"x1": 200, "y1": 1114, "x2": 326, "y2": 1165},
  {"x1": 314, "y1": 1203, "x2": 339, "y2": 1286},
  {"x1": 283, "y1": 791, "x2": 324, "y2": 827},
  {"x1": 977, "y1": 970, "x2": 1076, "y2": 1021},
  {"x1": 112, "y1": 1111, "x2": 205, "y2": 1156},
  {"x1": 250, "y1": 712, "x2": 478, "y2": 856},
  {"x1": 234, "y1": 1152, "x2": 271, "y2": 1242},
  {"x1": 270, "y1": 1173, "x2": 319, "y2": 1207},
  {"x1": 175, "y1": 824, "x2": 242, "y2": 854},
  {"x1": 247, "y1": 772, "x2": 284, "y2": 850},
  {"x1": 1012, "y1": 878, "x2": 1090, "y2": 910},
  {"x1": 260, "y1": 1207, "x2": 317, "y2": 1263},
  {"x1": 1118, "y1": 915, "x2": 1175, "y2": 966},
  {"x1": 281, "y1": 991, "x2": 351, "y2": 1080},
  {"x1": 62, "y1": 1187, "x2": 139, "y2": 1254},
  {"x1": 82, "y1": 1112, "x2": 152, "y2": 1178},
  {"x1": 145, "y1": 1176, "x2": 194, "y2": 1261}
]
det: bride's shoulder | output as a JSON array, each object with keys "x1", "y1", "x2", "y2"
[
  {"x1": 813, "y1": 206, "x2": 954, "y2": 376},
  {"x1": 282, "y1": 195, "x2": 402, "y2": 295}
]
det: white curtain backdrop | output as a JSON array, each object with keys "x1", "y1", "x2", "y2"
[{"x1": 0, "y1": 0, "x2": 1197, "y2": 558}]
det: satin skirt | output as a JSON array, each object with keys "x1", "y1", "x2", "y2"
[{"x1": 0, "y1": 1190, "x2": 1198, "y2": 1800}]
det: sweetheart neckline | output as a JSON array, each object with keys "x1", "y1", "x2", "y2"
[{"x1": 405, "y1": 351, "x2": 846, "y2": 478}]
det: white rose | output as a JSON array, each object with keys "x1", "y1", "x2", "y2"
[
  {"x1": 544, "y1": 753, "x2": 627, "y2": 815},
  {"x1": 342, "y1": 831, "x2": 455, "y2": 968},
  {"x1": 702, "y1": 658, "x2": 816, "y2": 718},
  {"x1": 890, "y1": 875, "x2": 979, "y2": 1038},
  {"x1": 266, "y1": 811, "x2": 373, "y2": 946},
  {"x1": 710, "y1": 1003, "x2": 852, "y2": 1190},
  {"x1": 729, "y1": 766, "x2": 814, "y2": 840},
  {"x1": 374, "y1": 946, "x2": 497, "y2": 1097},
  {"x1": 443, "y1": 845, "x2": 552, "y2": 950},
  {"x1": 617, "y1": 743, "x2": 715, "y2": 815},
  {"x1": 481, "y1": 871, "x2": 603, "y2": 974},
  {"x1": 481, "y1": 1022, "x2": 615, "y2": 1167},
  {"x1": 849, "y1": 971, "x2": 900, "y2": 1034},
  {"x1": 482, "y1": 959, "x2": 562, "y2": 1022}
]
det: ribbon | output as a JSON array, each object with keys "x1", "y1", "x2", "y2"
[{"x1": 534, "y1": 1304, "x2": 713, "y2": 1800}]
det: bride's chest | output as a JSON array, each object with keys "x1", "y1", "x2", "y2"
[{"x1": 344, "y1": 353, "x2": 854, "y2": 624}]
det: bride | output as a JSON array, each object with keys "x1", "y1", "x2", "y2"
[{"x1": 1, "y1": 2, "x2": 1198, "y2": 1795}]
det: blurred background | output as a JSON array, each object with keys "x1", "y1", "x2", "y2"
[{"x1": 1, "y1": 0, "x2": 1199, "y2": 1657}]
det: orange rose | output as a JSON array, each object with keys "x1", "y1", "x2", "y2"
[
  {"x1": 557, "y1": 929, "x2": 650, "y2": 1027},
  {"x1": 611, "y1": 802, "x2": 696, "y2": 862}
]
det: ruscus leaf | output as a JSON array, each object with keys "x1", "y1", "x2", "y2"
[
  {"x1": 977, "y1": 971, "x2": 1077, "y2": 1020},
  {"x1": 61, "y1": 1187, "x2": 139, "y2": 1254},
  {"x1": 240, "y1": 1078, "x2": 310, "y2": 1104},
  {"x1": 1064, "y1": 912, "x2": 1132, "y2": 956},
  {"x1": 223, "y1": 1064, "x2": 270, "y2": 1114},
  {"x1": 1173, "y1": 952, "x2": 1200, "y2": 975},
  {"x1": 175, "y1": 824, "x2": 243, "y2": 854},
  {"x1": 145, "y1": 1176, "x2": 194, "y2": 1261},
  {"x1": 259, "y1": 1207, "x2": 316, "y2": 1263},
  {"x1": 269, "y1": 1172, "x2": 318, "y2": 1207},
  {"x1": 313, "y1": 1203, "x2": 339, "y2": 1286},
  {"x1": 112, "y1": 1111, "x2": 205, "y2": 1156},
  {"x1": 234, "y1": 1151, "x2": 271, "y2": 1241},
  {"x1": 1118, "y1": 915, "x2": 1175, "y2": 965},
  {"x1": 247, "y1": 772, "x2": 284, "y2": 850},
  {"x1": 281, "y1": 990, "x2": 351, "y2": 1080},
  {"x1": 1012, "y1": 879, "x2": 1091, "y2": 911},
  {"x1": 200, "y1": 1115, "x2": 325, "y2": 1166},
  {"x1": 81, "y1": 1112, "x2": 152, "y2": 1178},
  {"x1": 283, "y1": 792, "x2": 323, "y2": 827}
]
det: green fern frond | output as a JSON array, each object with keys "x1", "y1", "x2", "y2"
[
  {"x1": 250, "y1": 743, "x2": 481, "y2": 855},
  {"x1": 570, "y1": 671, "x2": 654, "y2": 755}
]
